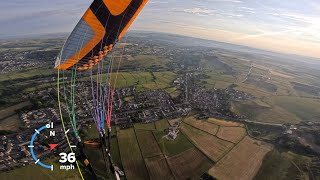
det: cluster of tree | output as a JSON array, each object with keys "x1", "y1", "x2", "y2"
[
  {"x1": 25, "y1": 50, "x2": 60, "y2": 63},
  {"x1": 0, "y1": 130, "x2": 16, "y2": 135},
  {"x1": 276, "y1": 135, "x2": 319, "y2": 156}
]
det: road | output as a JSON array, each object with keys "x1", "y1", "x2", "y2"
[
  {"x1": 242, "y1": 63, "x2": 253, "y2": 83},
  {"x1": 243, "y1": 119, "x2": 283, "y2": 127}
]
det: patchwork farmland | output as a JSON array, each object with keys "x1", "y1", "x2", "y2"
[
  {"x1": 167, "y1": 148, "x2": 213, "y2": 179},
  {"x1": 217, "y1": 126, "x2": 247, "y2": 143},
  {"x1": 181, "y1": 123, "x2": 234, "y2": 161},
  {"x1": 116, "y1": 118, "x2": 272, "y2": 180},
  {"x1": 118, "y1": 128, "x2": 149, "y2": 180},
  {"x1": 184, "y1": 117, "x2": 219, "y2": 135},
  {"x1": 208, "y1": 137, "x2": 272, "y2": 180}
]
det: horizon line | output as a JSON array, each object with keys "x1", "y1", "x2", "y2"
[{"x1": 1, "y1": 30, "x2": 319, "y2": 60}]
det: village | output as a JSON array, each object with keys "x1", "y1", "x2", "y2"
[
  {"x1": 0, "y1": 70, "x2": 260, "y2": 172},
  {"x1": 0, "y1": 48, "x2": 59, "y2": 73},
  {"x1": 0, "y1": 106, "x2": 76, "y2": 171}
]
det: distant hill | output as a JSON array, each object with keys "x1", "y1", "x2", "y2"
[
  {"x1": 127, "y1": 31, "x2": 320, "y2": 65},
  {"x1": 0, "y1": 32, "x2": 68, "y2": 41},
  {"x1": 2, "y1": 30, "x2": 319, "y2": 66}
]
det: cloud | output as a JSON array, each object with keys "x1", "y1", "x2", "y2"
[
  {"x1": 240, "y1": 7, "x2": 254, "y2": 11},
  {"x1": 239, "y1": 6, "x2": 255, "y2": 13},
  {"x1": 233, "y1": 29, "x2": 293, "y2": 40},
  {"x1": 222, "y1": 13, "x2": 243, "y2": 18},
  {"x1": 205, "y1": 0, "x2": 242, "y2": 3},
  {"x1": 183, "y1": 8, "x2": 215, "y2": 16},
  {"x1": 149, "y1": 1, "x2": 169, "y2": 4},
  {"x1": 270, "y1": 12, "x2": 310, "y2": 25}
]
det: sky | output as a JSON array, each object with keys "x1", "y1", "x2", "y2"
[{"x1": 0, "y1": 0, "x2": 319, "y2": 58}]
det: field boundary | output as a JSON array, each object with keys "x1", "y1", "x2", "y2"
[
  {"x1": 215, "y1": 134, "x2": 247, "y2": 164},
  {"x1": 205, "y1": 120, "x2": 243, "y2": 128},
  {"x1": 133, "y1": 127, "x2": 152, "y2": 180},
  {"x1": 115, "y1": 129, "x2": 125, "y2": 170},
  {"x1": 116, "y1": 130, "x2": 130, "y2": 180},
  {"x1": 182, "y1": 121, "x2": 236, "y2": 145},
  {"x1": 181, "y1": 119, "x2": 253, "y2": 163},
  {"x1": 183, "y1": 120, "x2": 219, "y2": 136},
  {"x1": 151, "y1": 130, "x2": 176, "y2": 180},
  {"x1": 216, "y1": 125, "x2": 247, "y2": 143},
  {"x1": 179, "y1": 125, "x2": 216, "y2": 164}
]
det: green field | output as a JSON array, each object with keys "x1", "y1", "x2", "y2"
[
  {"x1": 273, "y1": 96, "x2": 320, "y2": 121},
  {"x1": 0, "y1": 68, "x2": 56, "y2": 82},
  {"x1": 153, "y1": 130, "x2": 194, "y2": 157},
  {"x1": 121, "y1": 55, "x2": 170, "y2": 69},
  {"x1": 118, "y1": 128, "x2": 149, "y2": 180},
  {"x1": 134, "y1": 122, "x2": 156, "y2": 130},
  {"x1": 87, "y1": 71, "x2": 176, "y2": 92},
  {"x1": 153, "y1": 72, "x2": 176, "y2": 88},
  {"x1": 0, "y1": 101, "x2": 31, "y2": 132},
  {"x1": 155, "y1": 119, "x2": 170, "y2": 130},
  {"x1": 254, "y1": 150, "x2": 312, "y2": 180},
  {"x1": 233, "y1": 96, "x2": 320, "y2": 123},
  {"x1": 203, "y1": 71, "x2": 236, "y2": 89},
  {"x1": 0, "y1": 159, "x2": 81, "y2": 180},
  {"x1": 232, "y1": 99, "x2": 302, "y2": 124},
  {"x1": 110, "y1": 137, "x2": 123, "y2": 169},
  {"x1": 135, "y1": 129, "x2": 163, "y2": 158},
  {"x1": 234, "y1": 84, "x2": 273, "y2": 97}
]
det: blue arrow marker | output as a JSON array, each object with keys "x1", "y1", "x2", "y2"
[{"x1": 29, "y1": 124, "x2": 54, "y2": 171}]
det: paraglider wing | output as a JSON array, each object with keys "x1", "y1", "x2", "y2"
[{"x1": 55, "y1": 0, "x2": 148, "y2": 71}]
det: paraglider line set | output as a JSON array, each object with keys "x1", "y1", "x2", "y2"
[{"x1": 55, "y1": 0, "x2": 149, "y2": 179}]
